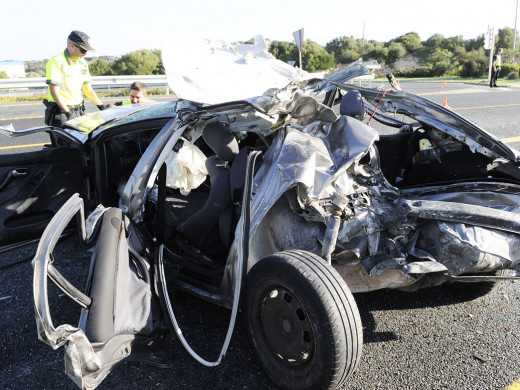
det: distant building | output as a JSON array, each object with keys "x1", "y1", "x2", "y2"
[{"x1": 0, "y1": 61, "x2": 25, "y2": 78}]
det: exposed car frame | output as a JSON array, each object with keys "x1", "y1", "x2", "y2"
[{"x1": 21, "y1": 63, "x2": 520, "y2": 390}]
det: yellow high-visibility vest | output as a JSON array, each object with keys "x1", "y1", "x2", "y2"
[{"x1": 45, "y1": 50, "x2": 91, "y2": 106}]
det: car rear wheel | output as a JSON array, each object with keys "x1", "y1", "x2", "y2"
[{"x1": 243, "y1": 250, "x2": 362, "y2": 390}]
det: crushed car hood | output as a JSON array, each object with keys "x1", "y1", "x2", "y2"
[{"x1": 162, "y1": 33, "x2": 301, "y2": 104}]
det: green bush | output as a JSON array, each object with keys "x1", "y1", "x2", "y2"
[
  {"x1": 459, "y1": 48, "x2": 488, "y2": 77},
  {"x1": 507, "y1": 71, "x2": 519, "y2": 80},
  {"x1": 301, "y1": 40, "x2": 335, "y2": 72},
  {"x1": 89, "y1": 59, "x2": 113, "y2": 76},
  {"x1": 423, "y1": 49, "x2": 459, "y2": 76},
  {"x1": 325, "y1": 36, "x2": 360, "y2": 64},
  {"x1": 386, "y1": 42, "x2": 407, "y2": 63},
  {"x1": 0, "y1": 71, "x2": 8, "y2": 79},
  {"x1": 112, "y1": 49, "x2": 163, "y2": 75},
  {"x1": 500, "y1": 63, "x2": 520, "y2": 76},
  {"x1": 395, "y1": 32, "x2": 423, "y2": 52},
  {"x1": 393, "y1": 66, "x2": 432, "y2": 78},
  {"x1": 269, "y1": 41, "x2": 298, "y2": 63}
]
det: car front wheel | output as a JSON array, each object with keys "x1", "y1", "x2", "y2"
[{"x1": 243, "y1": 250, "x2": 362, "y2": 390}]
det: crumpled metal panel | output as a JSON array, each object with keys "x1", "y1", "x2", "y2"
[
  {"x1": 249, "y1": 100, "x2": 378, "y2": 234},
  {"x1": 419, "y1": 221, "x2": 520, "y2": 274},
  {"x1": 33, "y1": 194, "x2": 154, "y2": 389}
]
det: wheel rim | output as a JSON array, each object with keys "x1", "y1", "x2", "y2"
[{"x1": 258, "y1": 284, "x2": 315, "y2": 368}]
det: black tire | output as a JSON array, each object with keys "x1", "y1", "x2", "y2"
[{"x1": 243, "y1": 250, "x2": 362, "y2": 390}]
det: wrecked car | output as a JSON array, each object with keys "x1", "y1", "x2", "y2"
[{"x1": 20, "y1": 58, "x2": 520, "y2": 390}]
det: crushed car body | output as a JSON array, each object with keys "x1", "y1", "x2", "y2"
[{"x1": 18, "y1": 38, "x2": 520, "y2": 390}]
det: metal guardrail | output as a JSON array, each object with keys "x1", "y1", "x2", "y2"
[
  {"x1": 0, "y1": 75, "x2": 170, "y2": 95},
  {"x1": 349, "y1": 74, "x2": 375, "y2": 87},
  {"x1": 1, "y1": 73, "x2": 371, "y2": 95}
]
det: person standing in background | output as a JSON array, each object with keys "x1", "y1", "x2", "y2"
[
  {"x1": 490, "y1": 47, "x2": 503, "y2": 88},
  {"x1": 44, "y1": 30, "x2": 109, "y2": 127}
]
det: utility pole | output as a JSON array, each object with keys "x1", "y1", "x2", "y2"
[
  {"x1": 485, "y1": 26, "x2": 495, "y2": 83},
  {"x1": 361, "y1": 22, "x2": 365, "y2": 61},
  {"x1": 513, "y1": 0, "x2": 518, "y2": 63}
]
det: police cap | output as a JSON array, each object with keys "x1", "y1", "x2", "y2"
[{"x1": 68, "y1": 30, "x2": 94, "y2": 51}]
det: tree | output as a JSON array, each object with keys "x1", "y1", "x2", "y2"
[
  {"x1": 25, "y1": 60, "x2": 46, "y2": 77},
  {"x1": 301, "y1": 40, "x2": 335, "y2": 72},
  {"x1": 424, "y1": 34, "x2": 445, "y2": 53},
  {"x1": 151, "y1": 50, "x2": 165, "y2": 74},
  {"x1": 395, "y1": 32, "x2": 423, "y2": 51},
  {"x1": 423, "y1": 49, "x2": 459, "y2": 76},
  {"x1": 465, "y1": 35, "x2": 485, "y2": 51},
  {"x1": 153, "y1": 60, "x2": 165, "y2": 75},
  {"x1": 441, "y1": 36, "x2": 465, "y2": 52},
  {"x1": 496, "y1": 27, "x2": 518, "y2": 51},
  {"x1": 459, "y1": 48, "x2": 488, "y2": 77},
  {"x1": 368, "y1": 46, "x2": 389, "y2": 63},
  {"x1": 269, "y1": 41, "x2": 298, "y2": 63},
  {"x1": 386, "y1": 42, "x2": 407, "y2": 63},
  {"x1": 89, "y1": 59, "x2": 113, "y2": 76},
  {"x1": 112, "y1": 49, "x2": 162, "y2": 75},
  {"x1": 325, "y1": 36, "x2": 360, "y2": 63},
  {"x1": 362, "y1": 40, "x2": 383, "y2": 58},
  {"x1": 0, "y1": 71, "x2": 8, "y2": 79}
]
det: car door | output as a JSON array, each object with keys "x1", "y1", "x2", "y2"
[{"x1": 0, "y1": 129, "x2": 86, "y2": 248}]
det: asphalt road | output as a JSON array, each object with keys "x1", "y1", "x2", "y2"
[{"x1": 0, "y1": 83, "x2": 519, "y2": 390}]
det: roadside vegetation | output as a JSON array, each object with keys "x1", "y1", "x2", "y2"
[
  {"x1": 269, "y1": 27, "x2": 520, "y2": 78},
  {"x1": 0, "y1": 86, "x2": 169, "y2": 103},
  {"x1": 2, "y1": 27, "x2": 518, "y2": 104},
  {"x1": 19, "y1": 27, "x2": 520, "y2": 79}
]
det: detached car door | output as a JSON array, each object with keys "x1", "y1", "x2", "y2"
[{"x1": 0, "y1": 128, "x2": 86, "y2": 248}]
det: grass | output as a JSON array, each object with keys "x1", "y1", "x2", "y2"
[{"x1": 0, "y1": 86, "x2": 170, "y2": 103}]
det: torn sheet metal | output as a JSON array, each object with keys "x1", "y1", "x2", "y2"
[
  {"x1": 33, "y1": 195, "x2": 155, "y2": 389},
  {"x1": 419, "y1": 221, "x2": 520, "y2": 274},
  {"x1": 249, "y1": 96, "x2": 379, "y2": 234}
]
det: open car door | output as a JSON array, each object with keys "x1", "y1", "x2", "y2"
[{"x1": 0, "y1": 127, "x2": 86, "y2": 249}]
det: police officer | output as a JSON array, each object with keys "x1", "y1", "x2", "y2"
[
  {"x1": 112, "y1": 81, "x2": 152, "y2": 106},
  {"x1": 44, "y1": 30, "x2": 109, "y2": 127},
  {"x1": 490, "y1": 47, "x2": 503, "y2": 88}
]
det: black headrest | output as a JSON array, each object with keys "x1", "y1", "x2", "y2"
[
  {"x1": 339, "y1": 90, "x2": 365, "y2": 119},
  {"x1": 202, "y1": 122, "x2": 239, "y2": 162}
]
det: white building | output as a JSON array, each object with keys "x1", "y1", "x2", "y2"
[{"x1": 0, "y1": 61, "x2": 26, "y2": 78}]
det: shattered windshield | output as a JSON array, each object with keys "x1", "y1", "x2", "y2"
[{"x1": 99, "y1": 100, "x2": 181, "y2": 129}]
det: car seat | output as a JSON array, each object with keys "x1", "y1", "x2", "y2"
[
  {"x1": 339, "y1": 90, "x2": 365, "y2": 119},
  {"x1": 177, "y1": 122, "x2": 239, "y2": 252}
]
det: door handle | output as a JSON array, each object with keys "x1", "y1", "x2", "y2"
[
  {"x1": 0, "y1": 168, "x2": 29, "y2": 191},
  {"x1": 11, "y1": 168, "x2": 28, "y2": 178}
]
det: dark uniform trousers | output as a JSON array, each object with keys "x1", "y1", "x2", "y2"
[{"x1": 43, "y1": 100, "x2": 85, "y2": 127}]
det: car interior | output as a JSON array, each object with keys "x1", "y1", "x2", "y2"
[{"x1": 339, "y1": 90, "x2": 515, "y2": 189}]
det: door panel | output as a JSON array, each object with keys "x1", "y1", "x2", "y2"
[{"x1": 0, "y1": 146, "x2": 84, "y2": 246}]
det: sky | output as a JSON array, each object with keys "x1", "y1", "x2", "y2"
[{"x1": 1, "y1": 0, "x2": 518, "y2": 61}]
